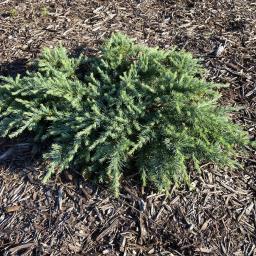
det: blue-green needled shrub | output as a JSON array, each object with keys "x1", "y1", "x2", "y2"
[{"x1": 0, "y1": 33, "x2": 250, "y2": 196}]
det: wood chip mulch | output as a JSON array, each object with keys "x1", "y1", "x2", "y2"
[{"x1": 0, "y1": 0, "x2": 255, "y2": 255}]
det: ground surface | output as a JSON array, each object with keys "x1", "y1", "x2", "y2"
[{"x1": 0, "y1": 0, "x2": 256, "y2": 255}]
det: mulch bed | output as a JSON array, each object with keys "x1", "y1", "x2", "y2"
[{"x1": 0, "y1": 0, "x2": 255, "y2": 255}]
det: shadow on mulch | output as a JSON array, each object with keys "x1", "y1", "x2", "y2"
[{"x1": 0, "y1": 58, "x2": 28, "y2": 77}]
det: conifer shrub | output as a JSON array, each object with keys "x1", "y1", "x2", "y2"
[{"x1": 0, "y1": 33, "x2": 250, "y2": 196}]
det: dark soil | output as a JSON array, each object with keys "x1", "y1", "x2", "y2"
[{"x1": 0, "y1": 0, "x2": 255, "y2": 255}]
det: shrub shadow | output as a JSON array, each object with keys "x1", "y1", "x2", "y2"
[{"x1": 0, "y1": 58, "x2": 29, "y2": 77}]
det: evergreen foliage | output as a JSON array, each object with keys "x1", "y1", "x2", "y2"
[{"x1": 0, "y1": 33, "x2": 250, "y2": 196}]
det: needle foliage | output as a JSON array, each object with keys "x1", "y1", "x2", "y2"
[{"x1": 0, "y1": 33, "x2": 249, "y2": 196}]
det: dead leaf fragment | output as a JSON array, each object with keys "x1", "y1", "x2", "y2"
[{"x1": 5, "y1": 205, "x2": 21, "y2": 213}]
